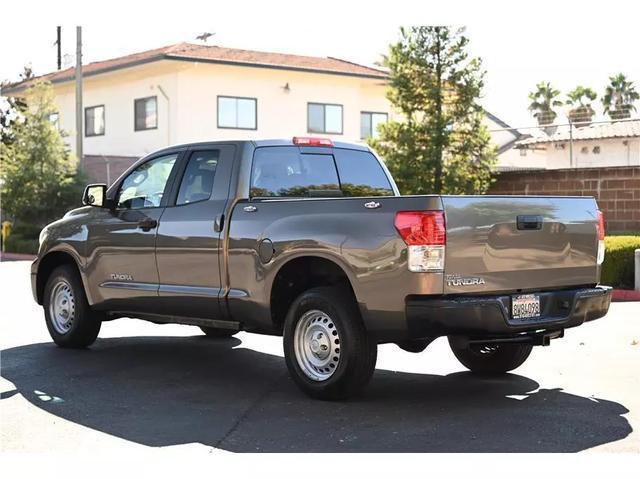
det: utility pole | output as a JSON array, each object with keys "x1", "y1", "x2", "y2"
[
  {"x1": 75, "y1": 26, "x2": 83, "y2": 163},
  {"x1": 56, "y1": 26, "x2": 61, "y2": 70}
]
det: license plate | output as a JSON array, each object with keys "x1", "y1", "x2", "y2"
[{"x1": 512, "y1": 294, "x2": 541, "y2": 319}]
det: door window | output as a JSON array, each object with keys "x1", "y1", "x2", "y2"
[
  {"x1": 117, "y1": 153, "x2": 178, "y2": 209},
  {"x1": 176, "y1": 150, "x2": 220, "y2": 205}
]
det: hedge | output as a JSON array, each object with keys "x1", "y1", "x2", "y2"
[{"x1": 601, "y1": 236, "x2": 640, "y2": 289}]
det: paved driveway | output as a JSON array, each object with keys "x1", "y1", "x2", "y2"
[{"x1": 1, "y1": 261, "x2": 638, "y2": 452}]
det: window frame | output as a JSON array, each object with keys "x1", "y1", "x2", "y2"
[
  {"x1": 134, "y1": 95, "x2": 158, "y2": 132},
  {"x1": 114, "y1": 151, "x2": 182, "y2": 211},
  {"x1": 84, "y1": 104, "x2": 105, "y2": 137},
  {"x1": 360, "y1": 111, "x2": 388, "y2": 139},
  {"x1": 48, "y1": 112, "x2": 60, "y2": 129},
  {"x1": 307, "y1": 102, "x2": 343, "y2": 135},
  {"x1": 217, "y1": 95, "x2": 258, "y2": 131}
]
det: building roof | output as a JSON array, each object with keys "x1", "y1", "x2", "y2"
[
  {"x1": 517, "y1": 119, "x2": 640, "y2": 147},
  {"x1": 1, "y1": 42, "x2": 389, "y2": 94}
]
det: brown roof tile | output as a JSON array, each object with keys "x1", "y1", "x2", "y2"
[{"x1": 2, "y1": 42, "x2": 388, "y2": 93}]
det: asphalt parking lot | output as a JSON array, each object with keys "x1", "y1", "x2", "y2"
[{"x1": 1, "y1": 260, "x2": 638, "y2": 453}]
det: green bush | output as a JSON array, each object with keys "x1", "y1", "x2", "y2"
[
  {"x1": 601, "y1": 236, "x2": 640, "y2": 288},
  {"x1": 4, "y1": 233, "x2": 39, "y2": 254}
]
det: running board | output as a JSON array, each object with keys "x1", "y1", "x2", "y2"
[{"x1": 107, "y1": 311, "x2": 240, "y2": 330}]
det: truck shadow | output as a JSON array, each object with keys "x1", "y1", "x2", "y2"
[{"x1": 1, "y1": 335, "x2": 631, "y2": 452}]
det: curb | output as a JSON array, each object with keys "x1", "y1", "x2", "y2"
[
  {"x1": 0, "y1": 252, "x2": 36, "y2": 262},
  {"x1": 612, "y1": 289, "x2": 640, "y2": 302}
]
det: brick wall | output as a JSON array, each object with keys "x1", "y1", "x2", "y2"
[{"x1": 489, "y1": 166, "x2": 640, "y2": 232}]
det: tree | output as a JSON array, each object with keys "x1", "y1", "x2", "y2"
[
  {"x1": 566, "y1": 85, "x2": 597, "y2": 125},
  {"x1": 0, "y1": 81, "x2": 86, "y2": 230},
  {"x1": 369, "y1": 26, "x2": 496, "y2": 195},
  {"x1": 528, "y1": 82, "x2": 563, "y2": 126},
  {"x1": 602, "y1": 73, "x2": 639, "y2": 120}
]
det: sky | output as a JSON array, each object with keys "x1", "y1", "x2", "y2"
[{"x1": 1, "y1": 0, "x2": 639, "y2": 129}]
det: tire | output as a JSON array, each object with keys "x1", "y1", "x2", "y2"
[
  {"x1": 43, "y1": 264, "x2": 102, "y2": 348},
  {"x1": 448, "y1": 337, "x2": 533, "y2": 374},
  {"x1": 199, "y1": 326, "x2": 238, "y2": 338},
  {"x1": 283, "y1": 286, "x2": 377, "y2": 400}
]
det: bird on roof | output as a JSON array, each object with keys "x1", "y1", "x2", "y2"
[{"x1": 196, "y1": 32, "x2": 215, "y2": 43}]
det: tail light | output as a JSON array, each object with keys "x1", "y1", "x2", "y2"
[
  {"x1": 292, "y1": 137, "x2": 333, "y2": 147},
  {"x1": 597, "y1": 210, "x2": 605, "y2": 264},
  {"x1": 394, "y1": 211, "x2": 446, "y2": 272}
]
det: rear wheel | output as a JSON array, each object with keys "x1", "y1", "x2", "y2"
[
  {"x1": 199, "y1": 326, "x2": 238, "y2": 338},
  {"x1": 283, "y1": 286, "x2": 377, "y2": 400},
  {"x1": 448, "y1": 337, "x2": 532, "y2": 374},
  {"x1": 43, "y1": 265, "x2": 102, "y2": 348}
]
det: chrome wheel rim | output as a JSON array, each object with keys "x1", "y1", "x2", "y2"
[
  {"x1": 293, "y1": 309, "x2": 341, "y2": 382},
  {"x1": 49, "y1": 280, "x2": 75, "y2": 334}
]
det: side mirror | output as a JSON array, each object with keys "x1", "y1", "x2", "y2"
[{"x1": 82, "y1": 184, "x2": 108, "y2": 207}]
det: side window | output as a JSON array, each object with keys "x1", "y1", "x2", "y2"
[
  {"x1": 333, "y1": 149, "x2": 393, "y2": 197},
  {"x1": 218, "y1": 96, "x2": 257, "y2": 130},
  {"x1": 85, "y1": 105, "x2": 105, "y2": 136},
  {"x1": 307, "y1": 103, "x2": 343, "y2": 134},
  {"x1": 251, "y1": 147, "x2": 340, "y2": 197},
  {"x1": 117, "y1": 153, "x2": 178, "y2": 209},
  {"x1": 360, "y1": 112, "x2": 388, "y2": 139},
  {"x1": 134, "y1": 96, "x2": 158, "y2": 131},
  {"x1": 176, "y1": 150, "x2": 219, "y2": 205}
]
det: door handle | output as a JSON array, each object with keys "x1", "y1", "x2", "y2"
[
  {"x1": 214, "y1": 214, "x2": 224, "y2": 233},
  {"x1": 516, "y1": 215, "x2": 543, "y2": 230},
  {"x1": 138, "y1": 218, "x2": 158, "y2": 231}
]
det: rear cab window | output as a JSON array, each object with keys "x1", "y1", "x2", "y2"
[{"x1": 250, "y1": 146, "x2": 393, "y2": 198}]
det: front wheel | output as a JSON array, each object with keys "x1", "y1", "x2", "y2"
[
  {"x1": 283, "y1": 287, "x2": 377, "y2": 400},
  {"x1": 43, "y1": 265, "x2": 102, "y2": 348},
  {"x1": 448, "y1": 337, "x2": 533, "y2": 374}
]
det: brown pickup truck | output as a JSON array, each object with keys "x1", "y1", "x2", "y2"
[{"x1": 32, "y1": 137, "x2": 611, "y2": 399}]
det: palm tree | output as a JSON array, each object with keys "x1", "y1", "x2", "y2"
[
  {"x1": 602, "y1": 73, "x2": 639, "y2": 120},
  {"x1": 528, "y1": 82, "x2": 563, "y2": 126},
  {"x1": 567, "y1": 86, "x2": 597, "y2": 125}
]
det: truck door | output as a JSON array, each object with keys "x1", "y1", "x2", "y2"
[
  {"x1": 85, "y1": 152, "x2": 182, "y2": 312},
  {"x1": 154, "y1": 145, "x2": 236, "y2": 319}
]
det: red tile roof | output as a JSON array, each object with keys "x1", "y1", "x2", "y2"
[
  {"x1": 2, "y1": 42, "x2": 388, "y2": 93},
  {"x1": 517, "y1": 119, "x2": 640, "y2": 146}
]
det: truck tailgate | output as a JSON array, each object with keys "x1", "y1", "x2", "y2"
[{"x1": 442, "y1": 196, "x2": 600, "y2": 294}]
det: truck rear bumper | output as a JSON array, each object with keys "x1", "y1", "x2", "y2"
[{"x1": 405, "y1": 286, "x2": 611, "y2": 339}]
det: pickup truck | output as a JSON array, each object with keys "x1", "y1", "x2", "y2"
[{"x1": 32, "y1": 137, "x2": 611, "y2": 399}]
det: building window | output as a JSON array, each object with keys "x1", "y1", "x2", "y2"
[
  {"x1": 48, "y1": 112, "x2": 60, "y2": 130},
  {"x1": 134, "y1": 96, "x2": 158, "y2": 131},
  {"x1": 593, "y1": 146, "x2": 601, "y2": 154},
  {"x1": 217, "y1": 96, "x2": 257, "y2": 130},
  {"x1": 85, "y1": 105, "x2": 105, "y2": 137},
  {"x1": 308, "y1": 103, "x2": 343, "y2": 134},
  {"x1": 360, "y1": 112, "x2": 388, "y2": 139}
]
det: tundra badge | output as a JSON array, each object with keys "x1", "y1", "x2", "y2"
[{"x1": 446, "y1": 274, "x2": 486, "y2": 287}]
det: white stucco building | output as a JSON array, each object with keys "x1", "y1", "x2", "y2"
[
  {"x1": 510, "y1": 120, "x2": 640, "y2": 170},
  {"x1": 2, "y1": 41, "x2": 523, "y2": 182}
]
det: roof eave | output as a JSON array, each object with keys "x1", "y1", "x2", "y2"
[
  {"x1": 163, "y1": 54, "x2": 389, "y2": 79},
  {"x1": 1, "y1": 53, "x2": 389, "y2": 96}
]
